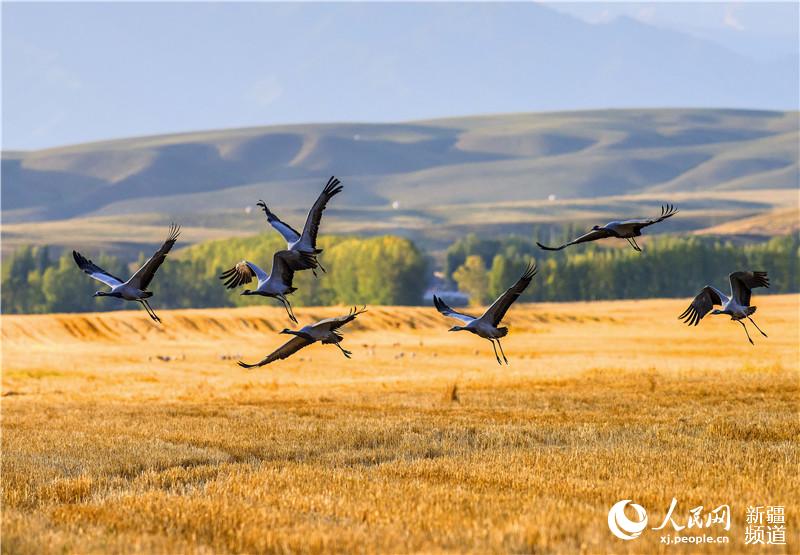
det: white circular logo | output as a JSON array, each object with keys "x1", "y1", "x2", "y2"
[{"x1": 608, "y1": 500, "x2": 648, "y2": 540}]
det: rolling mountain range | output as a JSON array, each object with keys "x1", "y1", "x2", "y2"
[
  {"x1": 2, "y1": 108, "x2": 798, "y2": 256},
  {"x1": 5, "y1": 2, "x2": 798, "y2": 150}
]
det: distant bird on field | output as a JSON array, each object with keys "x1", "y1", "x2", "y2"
[
  {"x1": 73, "y1": 223, "x2": 180, "y2": 323},
  {"x1": 220, "y1": 250, "x2": 308, "y2": 323},
  {"x1": 679, "y1": 271, "x2": 770, "y2": 345},
  {"x1": 433, "y1": 262, "x2": 537, "y2": 365},
  {"x1": 537, "y1": 204, "x2": 678, "y2": 252},
  {"x1": 237, "y1": 306, "x2": 367, "y2": 368},
  {"x1": 258, "y1": 176, "x2": 343, "y2": 276}
]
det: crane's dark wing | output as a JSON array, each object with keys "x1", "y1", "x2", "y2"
[
  {"x1": 237, "y1": 335, "x2": 313, "y2": 368},
  {"x1": 536, "y1": 228, "x2": 612, "y2": 251},
  {"x1": 256, "y1": 201, "x2": 301, "y2": 244},
  {"x1": 433, "y1": 295, "x2": 476, "y2": 324},
  {"x1": 281, "y1": 249, "x2": 319, "y2": 272},
  {"x1": 73, "y1": 251, "x2": 125, "y2": 288},
  {"x1": 127, "y1": 224, "x2": 181, "y2": 290},
  {"x1": 620, "y1": 204, "x2": 679, "y2": 231},
  {"x1": 729, "y1": 271, "x2": 769, "y2": 307},
  {"x1": 678, "y1": 286, "x2": 726, "y2": 326},
  {"x1": 267, "y1": 250, "x2": 297, "y2": 288},
  {"x1": 219, "y1": 260, "x2": 267, "y2": 289},
  {"x1": 313, "y1": 306, "x2": 368, "y2": 332},
  {"x1": 300, "y1": 176, "x2": 343, "y2": 250},
  {"x1": 481, "y1": 262, "x2": 537, "y2": 326}
]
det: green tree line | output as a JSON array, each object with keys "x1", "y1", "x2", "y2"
[
  {"x1": 1, "y1": 234, "x2": 428, "y2": 314},
  {"x1": 447, "y1": 233, "x2": 799, "y2": 305},
  {"x1": 2, "y1": 232, "x2": 797, "y2": 314}
]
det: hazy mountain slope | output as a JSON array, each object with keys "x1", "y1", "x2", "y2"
[
  {"x1": 6, "y1": 3, "x2": 798, "y2": 150},
  {"x1": 695, "y1": 207, "x2": 800, "y2": 237},
  {"x1": 4, "y1": 109, "x2": 797, "y2": 217},
  {"x1": 2, "y1": 109, "x2": 797, "y2": 256}
]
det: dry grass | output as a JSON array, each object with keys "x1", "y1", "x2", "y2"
[
  {"x1": 694, "y1": 206, "x2": 800, "y2": 236},
  {"x1": 0, "y1": 216, "x2": 254, "y2": 258},
  {"x1": 2, "y1": 296, "x2": 799, "y2": 554}
]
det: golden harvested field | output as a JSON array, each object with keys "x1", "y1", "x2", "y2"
[{"x1": 2, "y1": 296, "x2": 799, "y2": 554}]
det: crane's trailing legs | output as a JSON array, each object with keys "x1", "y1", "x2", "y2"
[
  {"x1": 144, "y1": 300, "x2": 161, "y2": 323},
  {"x1": 139, "y1": 299, "x2": 161, "y2": 323},
  {"x1": 137, "y1": 300, "x2": 152, "y2": 320},
  {"x1": 333, "y1": 342, "x2": 352, "y2": 359},
  {"x1": 738, "y1": 320, "x2": 754, "y2": 345},
  {"x1": 626, "y1": 237, "x2": 642, "y2": 252},
  {"x1": 489, "y1": 340, "x2": 503, "y2": 365},
  {"x1": 747, "y1": 316, "x2": 768, "y2": 337},
  {"x1": 278, "y1": 296, "x2": 297, "y2": 324},
  {"x1": 495, "y1": 339, "x2": 509, "y2": 365}
]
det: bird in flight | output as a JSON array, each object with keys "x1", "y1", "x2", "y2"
[
  {"x1": 679, "y1": 271, "x2": 770, "y2": 345},
  {"x1": 258, "y1": 176, "x2": 343, "y2": 276},
  {"x1": 237, "y1": 306, "x2": 367, "y2": 368},
  {"x1": 536, "y1": 204, "x2": 678, "y2": 252},
  {"x1": 220, "y1": 250, "x2": 307, "y2": 323},
  {"x1": 73, "y1": 223, "x2": 180, "y2": 323},
  {"x1": 433, "y1": 262, "x2": 537, "y2": 365}
]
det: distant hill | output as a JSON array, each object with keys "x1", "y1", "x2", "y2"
[
  {"x1": 695, "y1": 207, "x2": 800, "y2": 238},
  {"x1": 2, "y1": 108, "x2": 798, "y2": 256}
]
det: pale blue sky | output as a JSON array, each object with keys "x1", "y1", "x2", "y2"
[{"x1": 3, "y1": 2, "x2": 798, "y2": 151}]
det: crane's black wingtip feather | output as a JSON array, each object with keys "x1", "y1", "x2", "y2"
[
  {"x1": 520, "y1": 262, "x2": 538, "y2": 282},
  {"x1": 536, "y1": 242, "x2": 561, "y2": 251},
  {"x1": 72, "y1": 250, "x2": 91, "y2": 271},
  {"x1": 349, "y1": 304, "x2": 368, "y2": 317},
  {"x1": 657, "y1": 204, "x2": 678, "y2": 221},
  {"x1": 258, "y1": 202, "x2": 278, "y2": 219},
  {"x1": 326, "y1": 183, "x2": 344, "y2": 197},
  {"x1": 432, "y1": 295, "x2": 449, "y2": 314},
  {"x1": 163, "y1": 223, "x2": 181, "y2": 245},
  {"x1": 322, "y1": 176, "x2": 344, "y2": 197}
]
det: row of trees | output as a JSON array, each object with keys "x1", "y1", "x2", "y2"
[
  {"x1": 1, "y1": 234, "x2": 428, "y2": 314},
  {"x1": 3, "y1": 232, "x2": 797, "y2": 314},
  {"x1": 2, "y1": 246, "x2": 129, "y2": 314},
  {"x1": 447, "y1": 233, "x2": 799, "y2": 304}
]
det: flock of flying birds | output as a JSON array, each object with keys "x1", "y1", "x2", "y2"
[{"x1": 72, "y1": 176, "x2": 771, "y2": 367}]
